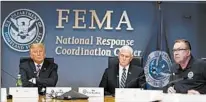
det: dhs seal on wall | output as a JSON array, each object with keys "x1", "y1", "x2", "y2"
[
  {"x1": 144, "y1": 51, "x2": 172, "y2": 87},
  {"x1": 2, "y1": 9, "x2": 45, "y2": 52}
]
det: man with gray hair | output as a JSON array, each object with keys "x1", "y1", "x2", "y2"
[{"x1": 99, "y1": 45, "x2": 145, "y2": 95}]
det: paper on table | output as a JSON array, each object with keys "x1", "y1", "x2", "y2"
[
  {"x1": 1, "y1": 88, "x2": 7, "y2": 102},
  {"x1": 12, "y1": 98, "x2": 38, "y2": 102},
  {"x1": 115, "y1": 89, "x2": 163, "y2": 102}
]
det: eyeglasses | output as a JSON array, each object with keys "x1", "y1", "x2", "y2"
[{"x1": 172, "y1": 48, "x2": 188, "y2": 52}]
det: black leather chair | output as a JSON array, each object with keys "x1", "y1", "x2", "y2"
[
  {"x1": 108, "y1": 56, "x2": 143, "y2": 68},
  {"x1": 20, "y1": 57, "x2": 54, "y2": 63}
]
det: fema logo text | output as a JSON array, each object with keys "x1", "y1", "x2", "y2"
[
  {"x1": 144, "y1": 51, "x2": 172, "y2": 87},
  {"x1": 2, "y1": 9, "x2": 45, "y2": 52}
]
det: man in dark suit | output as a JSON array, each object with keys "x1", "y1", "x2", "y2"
[
  {"x1": 99, "y1": 45, "x2": 145, "y2": 95},
  {"x1": 19, "y1": 43, "x2": 58, "y2": 94}
]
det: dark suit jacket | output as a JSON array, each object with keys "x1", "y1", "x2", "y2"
[
  {"x1": 19, "y1": 58, "x2": 58, "y2": 94},
  {"x1": 99, "y1": 64, "x2": 145, "y2": 95}
]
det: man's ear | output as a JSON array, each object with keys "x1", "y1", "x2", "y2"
[
  {"x1": 118, "y1": 52, "x2": 121, "y2": 59},
  {"x1": 44, "y1": 52, "x2": 46, "y2": 58},
  {"x1": 188, "y1": 50, "x2": 191, "y2": 56},
  {"x1": 30, "y1": 55, "x2": 33, "y2": 60},
  {"x1": 130, "y1": 55, "x2": 133, "y2": 62}
]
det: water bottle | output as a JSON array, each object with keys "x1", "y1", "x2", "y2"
[{"x1": 16, "y1": 74, "x2": 22, "y2": 87}]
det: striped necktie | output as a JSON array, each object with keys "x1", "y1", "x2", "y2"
[
  {"x1": 36, "y1": 64, "x2": 41, "y2": 77},
  {"x1": 120, "y1": 68, "x2": 126, "y2": 88}
]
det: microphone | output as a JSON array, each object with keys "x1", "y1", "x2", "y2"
[
  {"x1": 1, "y1": 69, "x2": 17, "y2": 99},
  {"x1": 116, "y1": 75, "x2": 119, "y2": 88},
  {"x1": 112, "y1": 74, "x2": 146, "y2": 97},
  {"x1": 1, "y1": 69, "x2": 17, "y2": 80},
  {"x1": 125, "y1": 74, "x2": 146, "y2": 88},
  {"x1": 111, "y1": 75, "x2": 119, "y2": 97},
  {"x1": 167, "y1": 76, "x2": 188, "y2": 86}
]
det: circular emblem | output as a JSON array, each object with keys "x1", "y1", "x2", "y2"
[
  {"x1": 82, "y1": 89, "x2": 87, "y2": 94},
  {"x1": 144, "y1": 51, "x2": 172, "y2": 87},
  {"x1": 187, "y1": 71, "x2": 194, "y2": 79},
  {"x1": 2, "y1": 9, "x2": 45, "y2": 52}
]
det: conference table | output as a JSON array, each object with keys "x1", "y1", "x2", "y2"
[{"x1": 7, "y1": 95, "x2": 115, "y2": 102}]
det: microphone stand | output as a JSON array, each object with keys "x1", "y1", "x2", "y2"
[
  {"x1": 1, "y1": 69, "x2": 17, "y2": 80},
  {"x1": 1, "y1": 69, "x2": 17, "y2": 99},
  {"x1": 125, "y1": 74, "x2": 146, "y2": 89}
]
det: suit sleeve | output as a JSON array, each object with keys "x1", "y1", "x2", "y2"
[
  {"x1": 19, "y1": 64, "x2": 35, "y2": 87},
  {"x1": 99, "y1": 68, "x2": 112, "y2": 95},
  {"x1": 138, "y1": 68, "x2": 146, "y2": 89},
  {"x1": 36, "y1": 63, "x2": 58, "y2": 87}
]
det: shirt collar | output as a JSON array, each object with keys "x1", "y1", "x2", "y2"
[
  {"x1": 34, "y1": 61, "x2": 44, "y2": 68},
  {"x1": 119, "y1": 64, "x2": 130, "y2": 71}
]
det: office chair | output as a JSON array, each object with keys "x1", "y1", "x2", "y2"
[{"x1": 108, "y1": 56, "x2": 143, "y2": 68}]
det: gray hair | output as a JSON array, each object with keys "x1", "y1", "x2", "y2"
[{"x1": 119, "y1": 45, "x2": 133, "y2": 56}]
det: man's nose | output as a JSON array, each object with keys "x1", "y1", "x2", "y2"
[
  {"x1": 37, "y1": 51, "x2": 40, "y2": 56},
  {"x1": 174, "y1": 52, "x2": 178, "y2": 56},
  {"x1": 123, "y1": 56, "x2": 126, "y2": 60}
]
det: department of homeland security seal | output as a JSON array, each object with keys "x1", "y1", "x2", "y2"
[
  {"x1": 144, "y1": 51, "x2": 172, "y2": 87},
  {"x1": 2, "y1": 9, "x2": 45, "y2": 52}
]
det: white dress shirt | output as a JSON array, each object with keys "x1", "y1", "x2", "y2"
[
  {"x1": 119, "y1": 64, "x2": 130, "y2": 85},
  {"x1": 34, "y1": 62, "x2": 44, "y2": 71}
]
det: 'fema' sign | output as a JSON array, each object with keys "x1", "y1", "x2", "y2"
[
  {"x1": 2, "y1": 9, "x2": 45, "y2": 52},
  {"x1": 144, "y1": 51, "x2": 172, "y2": 87}
]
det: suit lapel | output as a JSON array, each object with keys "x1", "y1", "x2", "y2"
[
  {"x1": 28, "y1": 59, "x2": 37, "y2": 77},
  {"x1": 39, "y1": 59, "x2": 49, "y2": 76},
  {"x1": 29, "y1": 59, "x2": 36, "y2": 72},
  {"x1": 114, "y1": 64, "x2": 119, "y2": 88},
  {"x1": 126, "y1": 65, "x2": 133, "y2": 85}
]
